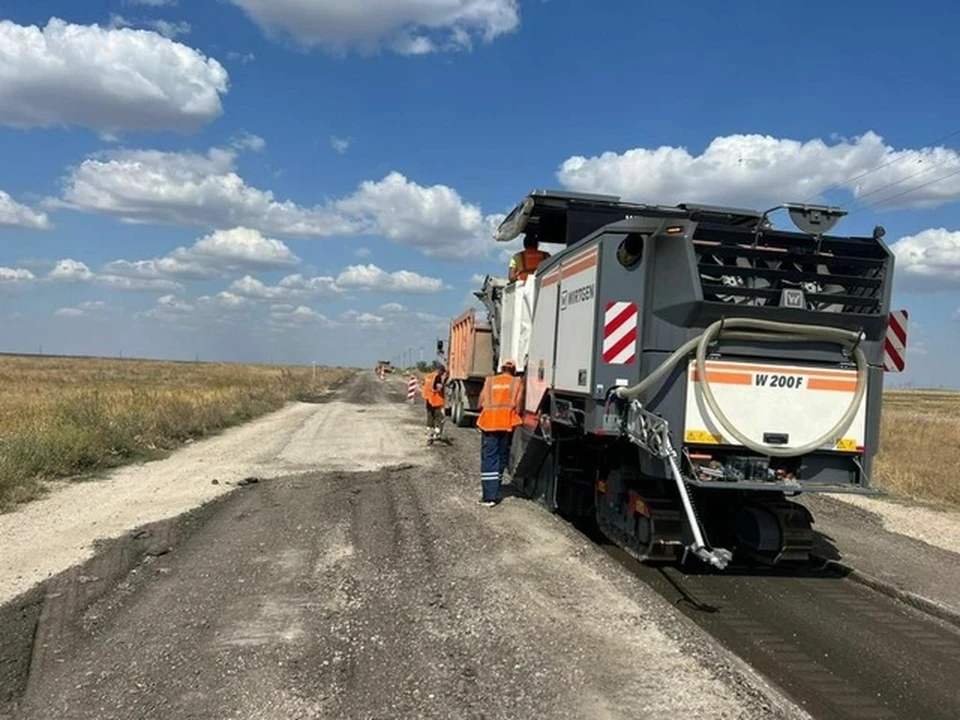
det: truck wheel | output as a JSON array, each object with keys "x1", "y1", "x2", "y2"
[
  {"x1": 453, "y1": 382, "x2": 473, "y2": 427},
  {"x1": 451, "y1": 388, "x2": 463, "y2": 426}
]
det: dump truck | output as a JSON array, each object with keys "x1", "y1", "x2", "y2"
[
  {"x1": 445, "y1": 304, "x2": 494, "y2": 426},
  {"x1": 462, "y1": 189, "x2": 907, "y2": 570}
]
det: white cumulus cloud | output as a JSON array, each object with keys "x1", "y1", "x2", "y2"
[
  {"x1": 227, "y1": 0, "x2": 519, "y2": 55},
  {"x1": 46, "y1": 258, "x2": 181, "y2": 292},
  {"x1": 557, "y1": 131, "x2": 960, "y2": 212},
  {"x1": 188, "y1": 227, "x2": 297, "y2": 268},
  {"x1": 97, "y1": 275, "x2": 182, "y2": 292},
  {"x1": 228, "y1": 273, "x2": 343, "y2": 302},
  {"x1": 0, "y1": 267, "x2": 37, "y2": 287},
  {"x1": 341, "y1": 309, "x2": 385, "y2": 326},
  {"x1": 48, "y1": 259, "x2": 95, "y2": 283},
  {"x1": 54, "y1": 307, "x2": 85, "y2": 318},
  {"x1": 109, "y1": 14, "x2": 192, "y2": 40},
  {"x1": 336, "y1": 264, "x2": 445, "y2": 293},
  {"x1": 0, "y1": 190, "x2": 50, "y2": 229},
  {"x1": 232, "y1": 132, "x2": 266, "y2": 152},
  {"x1": 891, "y1": 228, "x2": 960, "y2": 292},
  {"x1": 333, "y1": 171, "x2": 503, "y2": 259},
  {"x1": 53, "y1": 146, "x2": 503, "y2": 260},
  {"x1": 146, "y1": 19, "x2": 192, "y2": 39},
  {"x1": 54, "y1": 300, "x2": 108, "y2": 319},
  {"x1": 197, "y1": 290, "x2": 253, "y2": 311},
  {"x1": 103, "y1": 228, "x2": 297, "y2": 282},
  {"x1": 137, "y1": 291, "x2": 253, "y2": 327},
  {"x1": 268, "y1": 304, "x2": 335, "y2": 330},
  {"x1": 53, "y1": 146, "x2": 363, "y2": 237},
  {"x1": 0, "y1": 17, "x2": 228, "y2": 133}
]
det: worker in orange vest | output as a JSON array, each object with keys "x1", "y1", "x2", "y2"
[
  {"x1": 422, "y1": 365, "x2": 447, "y2": 443},
  {"x1": 476, "y1": 359, "x2": 524, "y2": 506},
  {"x1": 508, "y1": 236, "x2": 550, "y2": 283}
]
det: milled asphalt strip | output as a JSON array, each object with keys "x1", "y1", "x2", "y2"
[
  {"x1": 0, "y1": 490, "x2": 238, "y2": 714},
  {"x1": 812, "y1": 554, "x2": 960, "y2": 630}
]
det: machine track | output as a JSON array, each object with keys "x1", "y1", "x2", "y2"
[{"x1": 593, "y1": 538, "x2": 960, "y2": 720}]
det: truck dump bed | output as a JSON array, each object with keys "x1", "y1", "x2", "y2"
[{"x1": 447, "y1": 309, "x2": 494, "y2": 381}]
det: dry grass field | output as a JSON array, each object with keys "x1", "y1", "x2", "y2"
[
  {"x1": 875, "y1": 389, "x2": 960, "y2": 508},
  {"x1": 0, "y1": 355, "x2": 355, "y2": 510}
]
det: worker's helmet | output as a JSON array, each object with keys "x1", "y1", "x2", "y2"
[{"x1": 501, "y1": 359, "x2": 516, "y2": 371}]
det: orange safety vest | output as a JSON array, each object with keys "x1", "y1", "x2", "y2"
[
  {"x1": 423, "y1": 371, "x2": 445, "y2": 408},
  {"x1": 477, "y1": 373, "x2": 523, "y2": 432},
  {"x1": 511, "y1": 248, "x2": 549, "y2": 281}
]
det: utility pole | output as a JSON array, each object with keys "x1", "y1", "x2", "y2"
[{"x1": 312, "y1": 361, "x2": 316, "y2": 384}]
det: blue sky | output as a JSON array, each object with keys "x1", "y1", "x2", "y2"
[{"x1": 1, "y1": 1, "x2": 958, "y2": 387}]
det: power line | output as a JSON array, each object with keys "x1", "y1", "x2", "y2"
[
  {"x1": 801, "y1": 126, "x2": 960, "y2": 203},
  {"x1": 843, "y1": 153, "x2": 958, "y2": 209},
  {"x1": 846, "y1": 165, "x2": 960, "y2": 216}
]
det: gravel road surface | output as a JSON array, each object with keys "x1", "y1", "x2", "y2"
[
  {"x1": 0, "y1": 373, "x2": 433, "y2": 606},
  {"x1": 4, "y1": 373, "x2": 803, "y2": 720}
]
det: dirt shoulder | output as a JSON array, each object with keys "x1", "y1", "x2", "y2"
[{"x1": 2, "y1": 374, "x2": 807, "y2": 719}]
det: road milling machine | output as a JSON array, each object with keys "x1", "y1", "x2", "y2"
[{"x1": 464, "y1": 190, "x2": 907, "y2": 570}]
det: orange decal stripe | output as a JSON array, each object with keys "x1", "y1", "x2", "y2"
[
  {"x1": 807, "y1": 378, "x2": 859, "y2": 393},
  {"x1": 560, "y1": 254, "x2": 598, "y2": 279},
  {"x1": 541, "y1": 273, "x2": 560, "y2": 287},
  {"x1": 697, "y1": 361, "x2": 855, "y2": 380},
  {"x1": 691, "y1": 371, "x2": 753, "y2": 385},
  {"x1": 566, "y1": 247, "x2": 598, "y2": 265}
]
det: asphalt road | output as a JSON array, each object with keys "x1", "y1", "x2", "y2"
[
  {"x1": 5, "y1": 374, "x2": 794, "y2": 720},
  {"x1": 601, "y1": 534, "x2": 960, "y2": 719}
]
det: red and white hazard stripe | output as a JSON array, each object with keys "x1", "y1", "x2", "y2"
[
  {"x1": 603, "y1": 301, "x2": 638, "y2": 365},
  {"x1": 883, "y1": 309, "x2": 908, "y2": 372},
  {"x1": 407, "y1": 376, "x2": 417, "y2": 402}
]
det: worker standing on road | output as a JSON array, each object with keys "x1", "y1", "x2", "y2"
[
  {"x1": 508, "y1": 235, "x2": 550, "y2": 283},
  {"x1": 422, "y1": 365, "x2": 447, "y2": 443},
  {"x1": 476, "y1": 360, "x2": 524, "y2": 506}
]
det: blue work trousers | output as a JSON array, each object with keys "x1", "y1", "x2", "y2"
[{"x1": 480, "y1": 430, "x2": 512, "y2": 502}]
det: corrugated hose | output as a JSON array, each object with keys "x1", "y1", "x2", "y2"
[{"x1": 613, "y1": 317, "x2": 868, "y2": 458}]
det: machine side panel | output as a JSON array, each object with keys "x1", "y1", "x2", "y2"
[
  {"x1": 525, "y1": 266, "x2": 560, "y2": 413},
  {"x1": 516, "y1": 278, "x2": 537, "y2": 373},
  {"x1": 683, "y1": 359, "x2": 867, "y2": 452},
  {"x1": 499, "y1": 284, "x2": 518, "y2": 371},
  {"x1": 590, "y1": 231, "x2": 648, "y2": 405},
  {"x1": 497, "y1": 277, "x2": 537, "y2": 373},
  {"x1": 554, "y1": 244, "x2": 599, "y2": 393}
]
